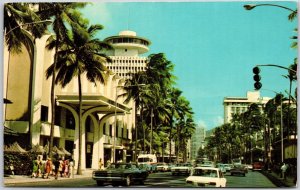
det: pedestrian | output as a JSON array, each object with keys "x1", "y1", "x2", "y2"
[
  {"x1": 59, "y1": 157, "x2": 64, "y2": 177},
  {"x1": 69, "y1": 158, "x2": 74, "y2": 178},
  {"x1": 98, "y1": 158, "x2": 103, "y2": 170},
  {"x1": 44, "y1": 157, "x2": 52, "y2": 179},
  {"x1": 31, "y1": 157, "x2": 39, "y2": 178},
  {"x1": 53, "y1": 157, "x2": 60, "y2": 180},
  {"x1": 36, "y1": 156, "x2": 42, "y2": 178},
  {"x1": 281, "y1": 162, "x2": 288, "y2": 180},
  {"x1": 64, "y1": 159, "x2": 69, "y2": 177},
  {"x1": 9, "y1": 162, "x2": 14, "y2": 176}
]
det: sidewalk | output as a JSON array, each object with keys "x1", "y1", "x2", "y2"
[
  {"x1": 3, "y1": 169, "x2": 94, "y2": 185},
  {"x1": 261, "y1": 170, "x2": 297, "y2": 187}
]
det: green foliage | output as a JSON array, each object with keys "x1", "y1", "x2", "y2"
[{"x1": 4, "y1": 152, "x2": 37, "y2": 175}]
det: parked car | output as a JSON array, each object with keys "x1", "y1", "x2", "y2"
[
  {"x1": 156, "y1": 162, "x2": 170, "y2": 172},
  {"x1": 92, "y1": 163, "x2": 148, "y2": 186},
  {"x1": 246, "y1": 164, "x2": 253, "y2": 170},
  {"x1": 198, "y1": 160, "x2": 215, "y2": 167},
  {"x1": 186, "y1": 167, "x2": 227, "y2": 187},
  {"x1": 230, "y1": 164, "x2": 247, "y2": 176},
  {"x1": 171, "y1": 163, "x2": 192, "y2": 176},
  {"x1": 252, "y1": 162, "x2": 264, "y2": 171}
]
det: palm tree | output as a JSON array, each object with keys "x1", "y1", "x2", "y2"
[
  {"x1": 38, "y1": 2, "x2": 87, "y2": 160},
  {"x1": 122, "y1": 72, "x2": 152, "y2": 156},
  {"x1": 176, "y1": 115, "x2": 195, "y2": 162},
  {"x1": 4, "y1": 3, "x2": 49, "y2": 53},
  {"x1": 166, "y1": 88, "x2": 183, "y2": 161},
  {"x1": 46, "y1": 21, "x2": 112, "y2": 174}
]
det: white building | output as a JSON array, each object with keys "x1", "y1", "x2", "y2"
[
  {"x1": 104, "y1": 30, "x2": 150, "y2": 79},
  {"x1": 3, "y1": 29, "x2": 150, "y2": 170},
  {"x1": 223, "y1": 91, "x2": 271, "y2": 124}
]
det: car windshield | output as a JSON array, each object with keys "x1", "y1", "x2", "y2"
[{"x1": 192, "y1": 169, "x2": 218, "y2": 178}]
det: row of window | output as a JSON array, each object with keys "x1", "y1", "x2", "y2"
[
  {"x1": 107, "y1": 37, "x2": 149, "y2": 46},
  {"x1": 103, "y1": 123, "x2": 130, "y2": 139},
  {"x1": 107, "y1": 59, "x2": 147, "y2": 64},
  {"x1": 107, "y1": 66, "x2": 145, "y2": 71}
]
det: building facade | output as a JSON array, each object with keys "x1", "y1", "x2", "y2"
[
  {"x1": 190, "y1": 125, "x2": 206, "y2": 161},
  {"x1": 3, "y1": 30, "x2": 150, "y2": 170},
  {"x1": 223, "y1": 91, "x2": 271, "y2": 124}
]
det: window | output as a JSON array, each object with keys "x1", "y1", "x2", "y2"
[
  {"x1": 41, "y1": 105, "x2": 48, "y2": 122},
  {"x1": 66, "y1": 110, "x2": 75, "y2": 129},
  {"x1": 103, "y1": 123, "x2": 106, "y2": 135},
  {"x1": 109, "y1": 124, "x2": 112, "y2": 136}
]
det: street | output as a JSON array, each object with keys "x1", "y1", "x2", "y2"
[{"x1": 5, "y1": 170, "x2": 276, "y2": 188}]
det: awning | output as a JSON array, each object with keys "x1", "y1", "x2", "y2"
[
  {"x1": 56, "y1": 95, "x2": 131, "y2": 114},
  {"x1": 4, "y1": 142, "x2": 27, "y2": 153},
  {"x1": 4, "y1": 126, "x2": 19, "y2": 136},
  {"x1": 30, "y1": 144, "x2": 45, "y2": 154}
]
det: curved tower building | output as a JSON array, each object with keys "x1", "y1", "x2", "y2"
[{"x1": 104, "y1": 30, "x2": 151, "y2": 79}]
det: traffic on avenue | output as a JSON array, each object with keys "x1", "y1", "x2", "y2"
[{"x1": 5, "y1": 166, "x2": 277, "y2": 188}]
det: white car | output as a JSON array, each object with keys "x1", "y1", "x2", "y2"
[
  {"x1": 156, "y1": 162, "x2": 169, "y2": 172},
  {"x1": 186, "y1": 167, "x2": 227, "y2": 187},
  {"x1": 171, "y1": 163, "x2": 192, "y2": 176}
]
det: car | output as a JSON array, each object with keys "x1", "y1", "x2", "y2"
[
  {"x1": 92, "y1": 163, "x2": 148, "y2": 186},
  {"x1": 216, "y1": 163, "x2": 226, "y2": 173},
  {"x1": 246, "y1": 164, "x2": 253, "y2": 170},
  {"x1": 198, "y1": 160, "x2": 215, "y2": 167},
  {"x1": 186, "y1": 167, "x2": 227, "y2": 187},
  {"x1": 171, "y1": 163, "x2": 192, "y2": 176},
  {"x1": 223, "y1": 164, "x2": 233, "y2": 173},
  {"x1": 252, "y1": 161, "x2": 264, "y2": 171},
  {"x1": 156, "y1": 162, "x2": 170, "y2": 172},
  {"x1": 230, "y1": 164, "x2": 247, "y2": 176}
]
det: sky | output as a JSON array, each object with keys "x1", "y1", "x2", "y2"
[{"x1": 79, "y1": 1, "x2": 298, "y2": 130}]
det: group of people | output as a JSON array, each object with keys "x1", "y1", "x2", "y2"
[{"x1": 31, "y1": 156, "x2": 74, "y2": 179}]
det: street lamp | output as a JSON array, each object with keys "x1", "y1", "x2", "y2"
[
  {"x1": 5, "y1": 19, "x2": 52, "y2": 36},
  {"x1": 244, "y1": 4, "x2": 297, "y2": 13}
]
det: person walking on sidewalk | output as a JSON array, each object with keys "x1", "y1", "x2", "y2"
[
  {"x1": 53, "y1": 157, "x2": 60, "y2": 180},
  {"x1": 44, "y1": 157, "x2": 52, "y2": 179},
  {"x1": 98, "y1": 158, "x2": 103, "y2": 170},
  {"x1": 281, "y1": 163, "x2": 288, "y2": 180}
]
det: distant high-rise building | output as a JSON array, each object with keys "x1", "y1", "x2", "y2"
[
  {"x1": 190, "y1": 125, "x2": 206, "y2": 161},
  {"x1": 223, "y1": 91, "x2": 271, "y2": 124}
]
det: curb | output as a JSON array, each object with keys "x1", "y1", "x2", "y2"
[{"x1": 260, "y1": 170, "x2": 294, "y2": 187}]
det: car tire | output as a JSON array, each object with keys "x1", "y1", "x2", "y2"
[
  {"x1": 96, "y1": 181, "x2": 104, "y2": 186},
  {"x1": 124, "y1": 176, "x2": 131, "y2": 186}
]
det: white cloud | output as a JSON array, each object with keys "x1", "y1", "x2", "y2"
[
  {"x1": 81, "y1": 3, "x2": 112, "y2": 26},
  {"x1": 213, "y1": 116, "x2": 224, "y2": 127},
  {"x1": 197, "y1": 120, "x2": 207, "y2": 128}
]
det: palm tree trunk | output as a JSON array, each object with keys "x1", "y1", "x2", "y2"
[
  {"x1": 49, "y1": 39, "x2": 59, "y2": 159},
  {"x1": 169, "y1": 109, "x2": 174, "y2": 162},
  {"x1": 77, "y1": 74, "x2": 82, "y2": 175}
]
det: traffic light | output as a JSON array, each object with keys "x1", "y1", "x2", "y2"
[{"x1": 253, "y1": 66, "x2": 262, "y2": 90}]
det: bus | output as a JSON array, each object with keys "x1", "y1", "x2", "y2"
[{"x1": 137, "y1": 154, "x2": 157, "y2": 172}]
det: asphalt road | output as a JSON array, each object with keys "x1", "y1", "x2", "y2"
[{"x1": 5, "y1": 170, "x2": 276, "y2": 188}]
